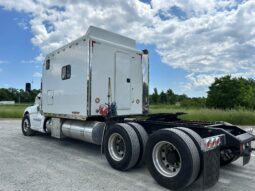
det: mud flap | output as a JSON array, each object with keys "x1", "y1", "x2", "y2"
[
  {"x1": 243, "y1": 142, "x2": 252, "y2": 165},
  {"x1": 243, "y1": 154, "x2": 251, "y2": 166},
  {"x1": 198, "y1": 148, "x2": 220, "y2": 190}
]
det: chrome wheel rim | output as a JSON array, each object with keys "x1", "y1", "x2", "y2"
[
  {"x1": 23, "y1": 119, "x2": 30, "y2": 132},
  {"x1": 152, "y1": 141, "x2": 181, "y2": 177},
  {"x1": 108, "y1": 133, "x2": 126, "y2": 161}
]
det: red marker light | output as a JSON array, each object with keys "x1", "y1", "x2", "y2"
[{"x1": 99, "y1": 105, "x2": 109, "y2": 117}]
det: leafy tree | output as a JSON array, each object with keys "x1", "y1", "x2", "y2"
[
  {"x1": 176, "y1": 94, "x2": 188, "y2": 103},
  {"x1": 0, "y1": 88, "x2": 40, "y2": 103},
  {"x1": 150, "y1": 88, "x2": 159, "y2": 104},
  {"x1": 149, "y1": 88, "x2": 190, "y2": 105},
  {"x1": 166, "y1": 89, "x2": 177, "y2": 104},
  {"x1": 159, "y1": 91, "x2": 167, "y2": 103},
  {"x1": 207, "y1": 75, "x2": 255, "y2": 109}
]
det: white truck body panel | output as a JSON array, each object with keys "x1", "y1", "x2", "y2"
[
  {"x1": 24, "y1": 94, "x2": 45, "y2": 133},
  {"x1": 42, "y1": 39, "x2": 88, "y2": 118},
  {"x1": 42, "y1": 26, "x2": 147, "y2": 119},
  {"x1": 115, "y1": 52, "x2": 132, "y2": 110}
]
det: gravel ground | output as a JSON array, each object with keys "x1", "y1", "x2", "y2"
[{"x1": 0, "y1": 119, "x2": 255, "y2": 191}]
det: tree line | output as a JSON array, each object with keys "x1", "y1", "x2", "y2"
[
  {"x1": 149, "y1": 88, "x2": 206, "y2": 108},
  {"x1": 150, "y1": 75, "x2": 255, "y2": 110},
  {"x1": 0, "y1": 88, "x2": 40, "y2": 103},
  {"x1": 0, "y1": 75, "x2": 255, "y2": 109}
]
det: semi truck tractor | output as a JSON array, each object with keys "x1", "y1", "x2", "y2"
[{"x1": 22, "y1": 26, "x2": 255, "y2": 190}]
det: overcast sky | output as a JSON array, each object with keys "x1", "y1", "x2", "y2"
[{"x1": 0, "y1": 0, "x2": 254, "y2": 97}]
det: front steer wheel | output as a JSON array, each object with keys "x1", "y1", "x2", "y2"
[
  {"x1": 146, "y1": 128, "x2": 200, "y2": 190},
  {"x1": 21, "y1": 114, "x2": 35, "y2": 136},
  {"x1": 104, "y1": 123, "x2": 140, "y2": 171}
]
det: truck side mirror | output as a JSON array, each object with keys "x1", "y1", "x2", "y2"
[{"x1": 25, "y1": 83, "x2": 31, "y2": 93}]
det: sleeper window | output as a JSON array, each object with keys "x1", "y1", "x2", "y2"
[
  {"x1": 46, "y1": 59, "x2": 50, "y2": 70},
  {"x1": 61, "y1": 65, "x2": 71, "y2": 80}
]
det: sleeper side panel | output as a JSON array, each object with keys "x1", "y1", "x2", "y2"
[{"x1": 42, "y1": 40, "x2": 88, "y2": 117}]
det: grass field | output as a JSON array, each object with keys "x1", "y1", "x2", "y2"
[
  {"x1": 0, "y1": 104, "x2": 31, "y2": 119},
  {"x1": 1, "y1": 104, "x2": 255, "y2": 125},
  {"x1": 150, "y1": 105, "x2": 255, "y2": 125}
]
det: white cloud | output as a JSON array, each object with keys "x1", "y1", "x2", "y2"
[
  {"x1": 0, "y1": 60, "x2": 8, "y2": 64},
  {"x1": 0, "y1": 0, "x2": 254, "y2": 96},
  {"x1": 0, "y1": 60, "x2": 7, "y2": 72},
  {"x1": 35, "y1": 53, "x2": 44, "y2": 62},
  {"x1": 21, "y1": 60, "x2": 36, "y2": 64},
  {"x1": 33, "y1": 72, "x2": 42, "y2": 78},
  {"x1": 15, "y1": 17, "x2": 29, "y2": 30},
  {"x1": 186, "y1": 73, "x2": 216, "y2": 89}
]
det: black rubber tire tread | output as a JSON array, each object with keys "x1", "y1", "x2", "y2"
[
  {"x1": 146, "y1": 128, "x2": 200, "y2": 190},
  {"x1": 21, "y1": 114, "x2": 35, "y2": 136},
  {"x1": 170, "y1": 128, "x2": 200, "y2": 187},
  {"x1": 174, "y1": 127, "x2": 203, "y2": 151},
  {"x1": 104, "y1": 123, "x2": 140, "y2": 171},
  {"x1": 174, "y1": 127, "x2": 202, "y2": 181},
  {"x1": 128, "y1": 122, "x2": 148, "y2": 167},
  {"x1": 43, "y1": 117, "x2": 51, "y2": 134}
]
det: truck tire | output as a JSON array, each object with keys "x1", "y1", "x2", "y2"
[
  {"x1": 21, "y1": 114, "x2": 35, "y2": 136},
  {"x1": 174, "y1": 127, "x2": 203, "y2": 151},
  {"x1": 174, "y1": 127, "x2": 202, "y2": 181},
  {"x1": 128, "y1": 122, "x2": 148, "y2": 167},
  {"x1": 104, "y1": 123, "x2": 140, "y2": 171},
  {"x1": 146, "y1": 128, "x2": 200, "y2": 190}
]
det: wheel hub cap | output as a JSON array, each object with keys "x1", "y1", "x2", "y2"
[
  {"x1": 108, "y1": 133, "x2": 126, "y2": 161},
  {"x1": 152, "y1": 141, "x2": 181, "y2": 177}
]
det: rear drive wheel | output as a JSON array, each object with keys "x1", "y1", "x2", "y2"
[
  {"x1": 104, "y1": 123, "x2": 140, "y2": 171},
  {"x1": 174, "y1": 127, "x2": 203, "y2": 151},
  {"x1": 21, "y1": 115, "x2": 35, "y2": 136},
  {"x1": 174, "y1": 127, "x2": 203, "y2": 181},
  {"x1": 146, "y1": 128, "x2": 200, "y2": 190},
  {"x1": 128, "y1": 122, "x2": 148, "y2": 167}
]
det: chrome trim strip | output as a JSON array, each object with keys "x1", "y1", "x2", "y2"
[
  {"x1": 87, "y1": 39, "x2": 92, "y2": 116},
  {"x1": 142, "y1": 51, "x2": 149, "y2": 114},
  {"x1": 43, "y1": 113, "x2": 87, "y2": 120}
]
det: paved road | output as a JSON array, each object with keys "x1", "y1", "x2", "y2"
[{"x1": 0, "y1": 120, "x2": 255, "y2": 191}]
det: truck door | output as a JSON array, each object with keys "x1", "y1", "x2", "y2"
[
  {"x1": 47, "y1": 90, "x2": 54, "y2": 105},
  {"x1": 115, "y1": 52, "x2": 131, "y2": 110}
]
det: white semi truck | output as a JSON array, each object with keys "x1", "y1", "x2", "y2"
[{"x1": 22, "y1": 26, "x2": 255, "y2": 190}]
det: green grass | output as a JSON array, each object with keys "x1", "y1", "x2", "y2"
[
  {"x1": 0, "y1": 104, "x2": 31, "y2": 119},
  {"x1": 150, "y1": 104, "x2": 255, "y2": 125},
  {"x1": 1, "y1": 104, "x2": 255, "y2": 125}
]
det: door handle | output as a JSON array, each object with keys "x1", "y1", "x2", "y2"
[{"x1": 126, "y1": 78, "x2": 131, "y2": 83}]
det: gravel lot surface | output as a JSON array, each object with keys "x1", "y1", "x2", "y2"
[{"x1": 0, "y1": 119, "x2": 255, "y2": 191}]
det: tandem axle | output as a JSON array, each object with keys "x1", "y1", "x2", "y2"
[{"x1": 22, "y1": 111, "x2": 255, "y2": 190}]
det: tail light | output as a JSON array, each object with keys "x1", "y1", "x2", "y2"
[
  {"x1": 99, "y1": 105, "x2": 109, "y2": 117},
  {"x1": 203, "y1": 136, "x2": 221, "y2": 151}
]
